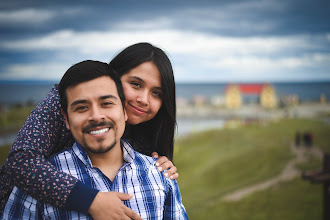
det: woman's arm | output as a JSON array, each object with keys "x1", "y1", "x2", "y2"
[{"x1": 0, "y1": 85, "x2": 98, "y2": 213}]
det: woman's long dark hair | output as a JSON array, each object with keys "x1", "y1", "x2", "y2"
[{"x1": 109, "y1": 42, "x2": 176, "y2": 160}]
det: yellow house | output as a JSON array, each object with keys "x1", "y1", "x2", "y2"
[
  {"x1": 225, "y1": 84, "x2": 242, "y2": 109},
  {"x1": 260, "y1": 84, "x2": 277, "y2": 109}
]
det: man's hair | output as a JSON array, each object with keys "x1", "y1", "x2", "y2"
[{"x1": 59, "y1": 60, "x2": 125, "y2": 115}]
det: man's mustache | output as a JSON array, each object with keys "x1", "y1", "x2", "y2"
[{"x1": 82, "y1": 121, "x2": 114, "y2": 133}]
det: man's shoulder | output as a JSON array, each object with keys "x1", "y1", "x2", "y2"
[
  {"x1": 133, "y1": 150, "x2": 158, "y2": 167},
  {"x1": 48, "y1": 147, "x2": 74, "y2": 164}
]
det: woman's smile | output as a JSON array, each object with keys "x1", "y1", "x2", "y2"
[{"x1": 129, "y1": 103, "x2": 148, "y2": 115}]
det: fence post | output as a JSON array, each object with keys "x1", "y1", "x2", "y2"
[{"x1": 302, "y1": 153, "x2": 330, "y2": 220}]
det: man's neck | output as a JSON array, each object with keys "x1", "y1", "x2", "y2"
[{"x1": 87, "y1": 142, "x2": 124, "y2": 181}]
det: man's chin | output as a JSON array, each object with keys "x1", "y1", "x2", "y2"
[{"x1": 84, "y1": 141, "x2": 117, "y2": 154}]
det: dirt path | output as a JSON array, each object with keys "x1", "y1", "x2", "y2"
[{"x1": 223, "y1": 144, "x2": 323, "y2": 201}]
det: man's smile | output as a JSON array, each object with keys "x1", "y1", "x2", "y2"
[{"x1": 88, "y1": 128, "x2": 110, "y2": 135}]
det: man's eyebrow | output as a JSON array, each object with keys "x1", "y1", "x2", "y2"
[
  {"x1": 70, "y1": 95, "x2": 118, "y2": 108},
  {"x1": 99, "y1": 95, "x2": 118, "y2": 100},
  {"x1": 71, "y1": 99, "x2": 87, "y2": 108}
]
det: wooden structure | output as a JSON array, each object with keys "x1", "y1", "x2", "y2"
[
  {"x1": 302, "y1": 153, "x2": 330, "y2": 220},
  {"x1": 225, "y1": 83, "x2": 277, "y2": 109}
]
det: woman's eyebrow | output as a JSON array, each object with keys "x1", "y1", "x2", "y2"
[
  {"x1": 127, "y1": 75, "x2": 143, "y2": 82},
  {"x1": 127, "y1": 75, "x2": 162, "y2": 90}
]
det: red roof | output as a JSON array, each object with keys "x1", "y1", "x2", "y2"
[
  {"x1": 225, "y1": 84, "x2": 265, "y2": 94},
  {"x1": 239, "y1": 84, "x2": 263, "y2": 94}
]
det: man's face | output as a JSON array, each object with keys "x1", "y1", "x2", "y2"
[{"x1": 63, "y1": 76, "x2": 127, "y2": 154}]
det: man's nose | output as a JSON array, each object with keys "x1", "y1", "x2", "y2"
[{"x1": 88, "y1": 106, "x2": 105, "y2": 121}]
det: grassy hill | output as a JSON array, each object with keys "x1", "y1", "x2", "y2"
[
  {"x1": 174, "y1": 118, "x2": 330, "y2": 220},
  {"x1": 0, "y1": 117, "x2": 329, "y2": 219}
]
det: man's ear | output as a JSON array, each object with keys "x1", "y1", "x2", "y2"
[{"x1": 61, "y1": 109, "x2": 71, "y2": 131}]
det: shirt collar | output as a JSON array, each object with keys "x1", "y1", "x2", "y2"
[
  {"x1": 121, "y1": 138, "x2": 135, "y2": 163},
  {"x1": 72, "y1": 139, "x2": 136, "y2": 168},
  {"x1": 72, "y1": 142, "x2": 93, "y2": 167}
]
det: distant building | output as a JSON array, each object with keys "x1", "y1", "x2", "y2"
[
  {"x1": 210, "y1": 95, "x2": 226, "y2": 107},
  {"x1": 225, "y1": 83, "x2": 277, "y2": 109},
  {"x1": 225, "y1": 84, "x2": 241, "y2": 109},
  {"x1": 320, "y1": 93, "x2": 326, "y2": 104},
  {"x1": 192, "y1": 95, "x2": 207, "y2": 106},
  {"x1": 260, "y1": 84, "x2": 277, "y2": 109}
]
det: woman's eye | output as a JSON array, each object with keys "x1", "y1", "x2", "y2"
[
  {"x1": 152, "y1": 91, "x2": 162, "y2": 99},
  {"x1": 130, "y1": 82, "x2": 141, "y2": 88}
]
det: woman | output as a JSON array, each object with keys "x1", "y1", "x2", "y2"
[{"x1": 0, "y1": 43, "x2": 178, "y2": 218}]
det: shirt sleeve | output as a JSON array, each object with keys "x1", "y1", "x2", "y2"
[
  {"x1": 0, "y1": 84, "x2": 98, "y2": 213},
  {"x1": 163, "y1": 179, "x2": 189, "y2": 220}
]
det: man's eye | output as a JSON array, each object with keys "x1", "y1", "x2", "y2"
[
  {"x1": 102, "y1": 102, "x2": 113, "y2": 107},
  {"x1": 75, "y1": 106, "x2": 88, "y2": 111}
]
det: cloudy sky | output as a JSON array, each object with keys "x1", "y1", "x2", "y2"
[{"x1": 0, "y1": 0, "x2": 329, "y2": 83}]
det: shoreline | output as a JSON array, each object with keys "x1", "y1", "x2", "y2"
[{"x1": 177, "y1": 103, "x2": 330, "y2": 120}]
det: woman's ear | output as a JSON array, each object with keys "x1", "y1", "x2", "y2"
[
  {"x1": 61, "y1": 109, "x2": 71, "y2": 131},
  {"x1": 124, "y1": 109, "x2": 128, "y2": 122}
]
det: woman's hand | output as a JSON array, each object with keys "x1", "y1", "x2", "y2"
[{"x1": 152, "y1": 152, "x2": 179, "y2": 180}]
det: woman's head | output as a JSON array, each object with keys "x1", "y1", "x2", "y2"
[
  {"x1": 110, "y1": 42, "x2": 176, "y2": 125},
  {"x1": 110, "y1": 42, "x2": 176, "y2": 159},
  {"x1": 120, "y1": 61, "x2": 162, "y2": 125}
]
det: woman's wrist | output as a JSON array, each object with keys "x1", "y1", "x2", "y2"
[{"x1": 66, "y1": 181, "x2": 99, "y2": 213}]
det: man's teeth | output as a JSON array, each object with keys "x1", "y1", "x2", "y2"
[{"x1": 89, "y1": 128, "x2": 109, "y2": 135}]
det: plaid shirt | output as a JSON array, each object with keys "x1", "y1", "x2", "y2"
[{"x1": 1, "y1": 139, "x2": 188, "y2": 220}]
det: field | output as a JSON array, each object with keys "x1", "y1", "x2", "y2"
[
  {"x1": 174, "y1": 118, "x2": 330, "y2": 219},
  {"x1": 1, "y1": 105, "x2": 330, "y2": 219}
]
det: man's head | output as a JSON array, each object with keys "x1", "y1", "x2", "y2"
[{"x1": 59, "y1": 60, "x2": 127, "y2": 154}]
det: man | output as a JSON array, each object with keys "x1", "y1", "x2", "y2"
[{"x1": 1, "y1": 60, "x2": 188, "y2": 220}]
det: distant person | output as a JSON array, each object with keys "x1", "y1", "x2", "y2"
[
  {"x1": 1, "y1": 60, "x2": 188, "y2": 219},
  {"x1": 303, "y1": 132, "x2": 308, "y2": 147},
  {"x1": 303, "y1": 131, "x2": 313, "y2": 148},
  {"x1": 307, "y1": 131, "x2": 314, "y2": 148},
  {"x1": 0, "y1": 43, "x2": 179, "y2": 219},
  {"x1": 309, "y1": 132, "x2": 314, "y2": 147},
  {"x1": 295, "y1": 131, "x2": 301, "y2": 147}
]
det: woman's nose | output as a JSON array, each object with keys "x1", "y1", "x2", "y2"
[{"x1": 137, "y1": 90, "x2": 149, "y2": 106}]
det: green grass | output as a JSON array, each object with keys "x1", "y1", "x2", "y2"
[
  {"x1": 174, "y1": 118, "x2": 330, "y2": 220},
  {"x1": 192, "y1": 178, "x2": 322, "y2": 220},
  {"x1": 0, "y1": 144, "x2": 11, "y2": 167},
  {"x1": 0, "y1": 105, "x2": 34, "y2": 133}
]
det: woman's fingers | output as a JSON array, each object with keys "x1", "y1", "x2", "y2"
[
  {"x1": 152, "y1": 152, "x2": 159, "y2": 158},
  {"x1": 154, "y1": 156, "x2": 179, "y2": 179}
]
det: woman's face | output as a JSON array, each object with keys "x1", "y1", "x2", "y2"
[{"x1": 121, "y1": 61, "x2": 163, "y2": 125}]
